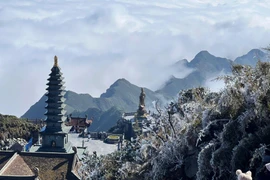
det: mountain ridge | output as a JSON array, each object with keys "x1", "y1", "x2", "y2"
[
  {"x1": 157, "y1": 48, "x2": 266, "y2": 97},
  {"x1": 22, "y1": 78, "x2": 164, "y2": 120},
  {"x1": 21, "y1": 48, "x2": 268, "y2": 131}
]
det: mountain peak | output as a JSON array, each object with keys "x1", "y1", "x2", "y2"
[
  {"x1": 174, "y1": 59, "x2": 188, "y2": 67},
  {"x1": 234, "y1": 49, "x2": 266, "y2": 66},
  {"x1": 246, "y1": 49, "x2": 265, "y2": 57},
  {"x1": 190, "y1": 50, "x2": 216, "y2": 66},
  {"x1": 114, "y1": 78, "x2": 130, "y2": 84},
  {"x1": 195, "y1": 50, "x2": 213, "y2": 58},
  {"x1": 100, "y1": 78, "x2": 133, "y2": 98},
  {"x1": 169, "y1": 75, "x2": 176, "y2": 80},
  {"x1": 65, "y1": 90, "x2": 93, "y2": 98},
  {"x1": 109, "y1": 78, "x2": 131, "y2": 89}
]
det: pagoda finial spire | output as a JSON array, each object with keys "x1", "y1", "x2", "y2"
[{"x1": 54, "y1": 56, "x2": 58, "y2": 67}]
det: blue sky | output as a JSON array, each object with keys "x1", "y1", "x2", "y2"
[{"x1": 0, "y1": 0, "x2": 270, "y2": 116}]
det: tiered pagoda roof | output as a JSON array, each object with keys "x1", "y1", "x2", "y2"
[
  {"x1": 38, "y1": 56, "x2": 71, "y2": 153},
  {"x1": 44, "y1": 56, "x2": 67, "y2": 133},
  {"x1": 0, "y1": 56, "x2": 83, "y2": 180}
]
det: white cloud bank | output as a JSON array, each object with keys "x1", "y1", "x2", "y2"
[{"x1": 0, "y1": 0, "x2": 270, "y2": 116}]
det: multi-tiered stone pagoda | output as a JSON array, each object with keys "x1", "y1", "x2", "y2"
[
  {"x1": 38, "y1": 56, "x2": 71, "y2": 152},
  {"x1": 0, "y1": 57, "x2": 81, "y2": 180}
]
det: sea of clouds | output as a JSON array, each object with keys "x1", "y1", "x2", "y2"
[{"x1": 0, "y1": 0, "x2": 270, "y2": 116}]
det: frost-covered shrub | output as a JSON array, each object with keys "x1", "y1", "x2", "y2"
[
  {"x1": 231, "y1": 135, "x2": 260, "y2": 174},
  {"x1": 150, "y1": 139, "x2": 186, "y2": 180},
  {"x1": 196, "y1": 142, "x2": 216, "y2": 180},
  {"x1": 210, "y1": 146, "x2": 234, "y2": 179},
  {"x1": 80, "y1": 54, "x2": 270, "y2": 180}
]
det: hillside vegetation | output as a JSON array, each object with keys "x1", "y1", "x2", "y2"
[
  {"x1": 0, "y1": 114, "x2": 39, "y2": 141},
  {"x1": 80, "y1": 58, "x2": 270, "y2": 179}
]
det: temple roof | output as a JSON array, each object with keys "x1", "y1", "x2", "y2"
[
  {"x1": 0, "y1": 152, "x2": 14, "y2": 170},
  {"x1": 67, "y1": 117, "x2": 92, "y2": 127},
  {"x1": 0, "y1": 151, "x2": 80, "y2": 180},
  {"x1": 0, "y1": 154, "x2": 34, "y2": 176}
]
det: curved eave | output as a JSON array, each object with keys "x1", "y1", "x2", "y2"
[
  {"x1": 45, "y1": 98, "x2": 66, "y2": 104},
  {"x1": 49, "y1": 70, "x2": 63, "y2": 75},
  {"x1": 50, "y1": 66, "x2": 62, "y2": 72},
  {"x1": 47, "y1": 76, "x2": 64, "y2": 81},
  {"x1": 45, "y1": 112, "x2": 66, "y2": 116},
  {"x1": 44, "y1": 116, "x2": 66, "y2": 121},
  {"x1": 45, "y1": 91, "x2": 66, "y2": 97},
  {"x1": 46, "y1": 120, "x2": 65, "y2": 123},
  {"x1": 45, "y1": 107, "x2": 66, "y2": 111},
  {"x1": 46, "y1": 86, "x2": 66, "y2": 91},
  {"x1": 46, "y1": 81, "x2": 65, "y2": 86}
]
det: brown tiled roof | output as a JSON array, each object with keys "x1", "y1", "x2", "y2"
[
  {"x1": 68, "y1": 117, "x2": 92, "y2": 127},
  {"x1": 0, "y1": 152, "x2": 14, "y2": 170},
  {"x1": 20, "y1": 152, "x2": 79, "y2": 180},
  {"x1": 71, "y1": 155, "x2": 82, "y2": 178},
  {"x1": 0, "y1": 154, "x2": 34, "y2": 176},
  {"x1": 0, "y1": 151, "x2": 80, "y2": 180}
]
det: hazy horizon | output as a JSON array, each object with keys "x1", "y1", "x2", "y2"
[{"x1": 0, "y1": 0, "x2": 270, "y2": 116}]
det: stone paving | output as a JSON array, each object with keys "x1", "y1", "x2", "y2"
[{"x1": 68, "y1": 133, "x2": 117, "y2": 156}]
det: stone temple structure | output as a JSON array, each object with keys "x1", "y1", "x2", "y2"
[{"x1": 38, "y1": 56, "x2": 71, "y2": 152}]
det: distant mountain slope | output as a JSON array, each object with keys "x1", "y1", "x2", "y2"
[
  {"x1": 22, "y1": 48, "x2": 268, "y2": 131},
  {"x1": 92, "y1": 106, "x2": 123, "y2": 132},
  {"x1": 158, "y1": 50, "x2": 232, "y2": 97},
  {"x1": 234, "y1": 49, "x2": 267, "y2": 67},
  {"x1": 157, "y1": 49, "x2": 267, "y2": 98},
  {"x1": 70, "y1": 107, "x2": 123, "y2": 132},
  {"x1": 22, "y1": 78, "x2": 165, "y2": 120},
  {"x1": 100, "y1": 78, "x2": 163, "y2": 111},
  {"x1": 22, "y1": 95, "x2": 47, "y2": 120},
  {"x1": 187, "y1": 50, "x2": 232, "y2": 76},
  {"x1": 65, "y1": 91, "x2": 96, "y2": 112},
  {"x1": 22, "y1": 91, "x2": 95, "y2": 119},
  {"x1": 157, "y1": 71, "x2": 205, "y2": 97}
]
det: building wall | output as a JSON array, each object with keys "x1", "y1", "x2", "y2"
[{"x1": 42, "y1": 134, "x2": 66, "y2": 148}]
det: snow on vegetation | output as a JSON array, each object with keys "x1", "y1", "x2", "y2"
[{"x1": 79, "y1": 49, "x2": 270, "y2": 180}]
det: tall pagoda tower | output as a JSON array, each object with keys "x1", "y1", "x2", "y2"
[{"x1": 38, "y1": 56, "x2": 71, "y2": 152}]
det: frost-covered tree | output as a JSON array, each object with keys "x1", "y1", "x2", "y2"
[
  {"x1": 80, "y1": 48, "x2": 270, "y2": 180},
  {"x1": 197, "y1": 57, "x2": 270, "y2": 179}
]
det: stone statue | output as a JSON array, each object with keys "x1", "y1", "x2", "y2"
[
  {"x1": 139, "y1": 88, "x2": 145, "y2": 107},
  {"x1": 72, "y1": 146, "x2": 77, "y2": 154},
  {"x1": 137, "y1": 88, "x2": 147, "y2": 117},
  {"x1": 51, "y1": 140, "x2": 56, "y2": 147},
  {"x1": 33, "y1": 167, "x2": 39, "y2": 177}
]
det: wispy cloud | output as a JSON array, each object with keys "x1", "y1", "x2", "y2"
[{"x1": 0, "y1": 0, "x2": 270, "y2": 116}]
